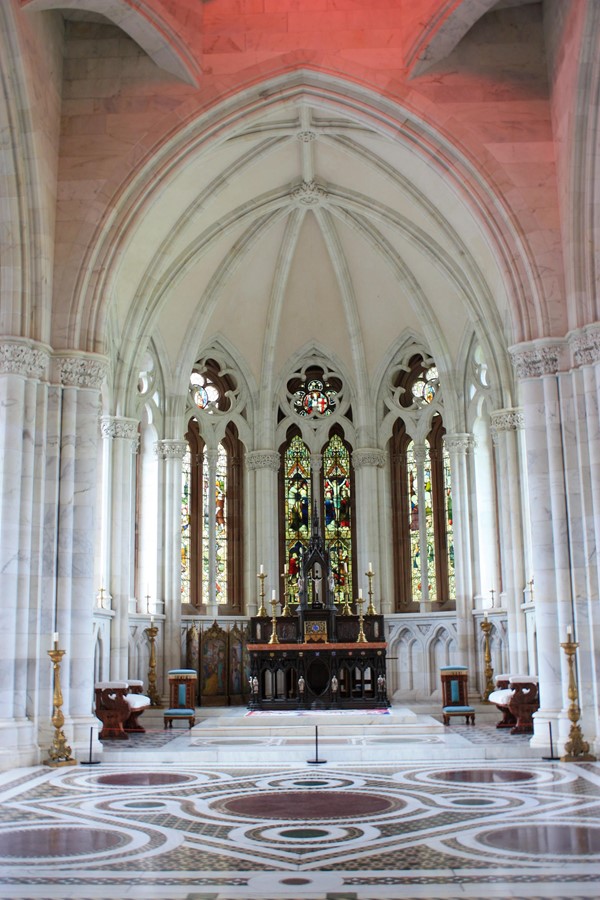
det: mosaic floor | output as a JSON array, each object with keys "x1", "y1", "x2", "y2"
[{"x1": 1, "y1": 756, "x2": 599, "y2": 900}]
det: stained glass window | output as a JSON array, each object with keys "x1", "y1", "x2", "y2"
[
  {"x1": 443, "y1": 442, "x2": 455, "y2": 599},
  {"x1": 181, "y1": 444, "x2": 191, "y2": 604},
  {"x1": 292, "y1": 377, "x2": 337, "y2": 418},
  {"x1": 424, "y1": 443, "x2": 436, "y2": 600},
  {"x1": 407, "y1": 443, "x2": 420, "y2": 600},
  {"x1": 215, "y1": 444, "x2": 227, "y2": 604},
  {"x1": 323, "y1": 434, "x2": 352, "y2": 602},
  {"x1": 390, "y1": 355, "x2": 454, "y2": 609},
  {"x1": 182, "y1": 361, "x2": 243, "y2": 613},
  {"x1": 411, "y1": 366, "x2": 439, "y2": 407},
  {"x1": 284, "y1": 435, "x2": 311, "y2": 577}
]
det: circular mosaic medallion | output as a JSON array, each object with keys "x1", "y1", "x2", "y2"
[
  {"x1": 280, "y1": 828, "x2": 330, "y2": 839},
  {"x1": 96, "y1": 772, "x2": 194, "y2": 786},
  {"x1": 480, "y1": 824, "x2": 600, "y2": 856},
  {"x1": 431, "y1": 769, "x2": 536, "y2": 784},
  {"x1": 221, "y1": 790, "x2": 398, "y2": 819},
  {"x1": 0, "y1": 827, "x2": 127, "y2": 859}
]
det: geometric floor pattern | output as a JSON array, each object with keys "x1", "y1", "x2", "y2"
[{"x1": 1, "y1": 759, "x2": 600, "y2": 899}]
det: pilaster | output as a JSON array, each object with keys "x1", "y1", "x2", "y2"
[
  {"x1": 246, "y1": 450, "x2": 280, "y2": 613},
  {"x1": 490, "y1": 408, "x2": 528, "y2": 674},
  {"x1": 352, "y1": 448, "x2": 387, "y2": 609}
]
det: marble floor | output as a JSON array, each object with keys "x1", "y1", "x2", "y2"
[{"x1": 1, "y1": 711, "x2": 599, "y2": 900}]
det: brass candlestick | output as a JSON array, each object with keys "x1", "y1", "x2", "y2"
[
  {"x1": 145, "y1": 624, "x2": 162, "y2": 707},
  {"x1": 560, "y1": 635, "x2": 596, "y2": 762},
  {"x1": 44, "y1": 646, "x2": 77, "y2": 767},
  {"x1": 281, "y1": 569, "x2": 293, "y2": 617},
  {"x1": 268, "y1": 596, "x2": 280, "y2": 644},
  {"x1": 365, "y1": 568, "x2": 376, "y2": 616},
  {"x1": 341, "y1": 590, "x2": 353, "y2": 616},
  {"x1": 257, "y1": 571, "x2": 268, "y2": 617},
  {"x1": 480, "y1": 617, "x2": 495, "y2": 700},
  {"x1": 356, "y1": 596, "x2": 367, "y2": 643}
]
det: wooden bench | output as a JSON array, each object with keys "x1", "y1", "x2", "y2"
[
  {"x1": 95, "y1": 681, "x2": 151, "y2": 740},
  {"x1": 489, "y1": 675, "x2": 539, "y2": 735}
]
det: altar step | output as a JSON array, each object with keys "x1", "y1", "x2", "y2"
[{"x1": 100, "y1": 704, "x2": 540, "y2": 765}]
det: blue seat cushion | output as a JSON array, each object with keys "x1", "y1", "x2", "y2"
[
  {"x1": 443, "y1": 705, "x2": 475, "y2": 712},
  {"x1": 167, "y1": 669, "x2": 197, "y2": 676},
  {"x1": 164, "y1": 708, "x2": 195, "y2": 716}
]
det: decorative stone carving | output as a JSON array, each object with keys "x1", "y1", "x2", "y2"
[
  {"x1": 352, "y1": 449, "x2": 387, "y2": 469},
  {"x1": 101, "y1": 417, "x2": 139, "y2": 453},
  {"x1": 444, "y1": 433, "x2": 474, "y2": 454},
  {"x1": 100, "y1": 417, "x2": 139, "y2": 441},
  {"x1": 155, "y1": 440, "x2": 188, "y2": 460},
  {"x1": 56, "y1": 354, "x2": 109, "y2": 389},
  {"x1": 490, "y1": 409, "x2": 524, "y2": 433},
  {"x1": 412, "y1": 443, "x2": 428, "y2": 464},
  {"x1": 310, "y1": 452, "x2": 323, "y2": 473},
  {"x1": 297, "y1": 131, "x2": 317, "y2": 142},
  {"x1": 509, "y1": 343, "x2": 563, "y2": 379},
  {"x1": 569, "y1": 324, "x2": 600, "y2": 367},
  {"x1": 245, "y1": 450, "x2": 280, "y2": 471},
  {"x1": 291, "y1": 180, "x2": 327, "y2": 208},
  {"x1": 0, "y1": 341, "x2": 48, "y2": 379}
]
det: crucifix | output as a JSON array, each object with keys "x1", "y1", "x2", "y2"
[
  {"x1": 528, "y1": 577, "x2": 534, "y2": 602},
  {"x1": 489, "y1": 588, "x2": 496, "y2": 608}
]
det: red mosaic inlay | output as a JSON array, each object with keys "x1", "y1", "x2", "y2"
[
  {"x1": 432, "y1": 769, "x2": 535, "y2": 784},
  {"x1": 221, "y1": 790, "x2": 398, "y2": 819},
  {"x1": 481, "y1": 824, "x2": 600, "y2": 856},
  {"x1": 0, "y1": 827, "x2": 126, "y2": 858},
  {"x1": 96, "y1": 772, "x2": 194, "y2": 786}
]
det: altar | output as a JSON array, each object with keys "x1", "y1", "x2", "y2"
[{"x1": 247, "y1": 506, "x2": 389, "y2": 710}]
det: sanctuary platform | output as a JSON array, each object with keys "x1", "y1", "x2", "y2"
[{"x1": 100, "y1": 704, "x2": 540, "y2": 765}]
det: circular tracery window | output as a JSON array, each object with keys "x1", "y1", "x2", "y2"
[
  {"x1": 293, "y1": 378, "x2": 337, "y2": 417},
  {"x1": 411, "y1": 366, "x2": 439, "y2": 406},
  {"x1": 190, "y1": 372, "x2": 221, "y2": 410}
]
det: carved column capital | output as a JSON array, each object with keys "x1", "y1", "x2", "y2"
[
  {"x1": 310, "y1": 453, "x2": 323, "y2": 474},
  {"x1": 352, "y1": 448, "x2": 387, "y2": 469},
  {"x1": 490, "y1": 408, "x2": 524, "y2": 434},
  {"x1": 155, "y1": 439, "x2": 188, "y2": 461},
  {"x1": 412, "y1": 443, "x2": 428, "y2": 464},
  {"x1": 54, "y1": 352, "x2": 109, "y2": 389},
  {"x1": 509, "y1": 340, "x2": 565, "y2": 379},
  {"x1": 444, "y1": 433, "x2": 475, "y2": 455},
  {"x1": 0, "y1": 340, "x2": 49, "y2": 379},
  {"x1": 246, "y1": 450, "x2": 280, "y2": 472},
  {"x1": 568, "y1": 323, "x2": 600, "y2": 367},
  {"x1": 100, "y1": 416, "x2": 139, "y2": 453}
]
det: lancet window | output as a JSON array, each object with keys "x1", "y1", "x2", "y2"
[
  {"x1": 389, "y1": 355, "x2": 454, "y2": 610},
  {"x1": 181, "y1": 363, "x2": 243, "y2": 612},
  {"x1": 280, "y1": 428, "x2": 354, "y2": 602}
]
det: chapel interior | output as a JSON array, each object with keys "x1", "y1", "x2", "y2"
[{"x1": 1, "y1": 1, "x2": 600, "y2": 897}]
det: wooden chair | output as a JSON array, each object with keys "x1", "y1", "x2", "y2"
[
  {"x1": 164, "y1": 669, "x2": 197, "y2": 729},
  {"x1": 440, "y1": 665, "x2": 475, "y2": 725}
]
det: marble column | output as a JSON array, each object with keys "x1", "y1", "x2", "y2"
[
  {"x1": 246, "y1": 450, "x2": 280, "y2": 613},
  {"x1": 101, "y1": 416, "x2": 138, "y2": 680},
  {"x1": 52, "y1": 352, "x2": 108, "y2": 754},
  {"x1": 155, "y1": 439, "x2": 187, "y2": 686},
  {"x1": 0, "y1": 340, "x2": 49, "y2": 767},
  {"x1": 445, "y1": 434, "x2": 475, "y2": 676},
  {"x1": 352, "y1": 448, "x2": 387, "y2": 611},
  {"x1": 490, "y1": 408, "x2": 528, "y2": 674},
  {"x1": 510, "y1": 341, "x2": 573, "y2": 751}
]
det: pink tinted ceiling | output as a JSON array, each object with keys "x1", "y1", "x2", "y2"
[{"x1": 20, "y1": 0, "x2": 503, "y2": 88}]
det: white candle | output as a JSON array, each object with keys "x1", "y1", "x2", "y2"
[
  {"x1": 52, "y1": 632, "x2": 59, "y2": 647},
  {"x1": 368, "y1": 562, "x2": 373, "y2": 573},
  {"x1": 150, "y1": 615, "x2": 154, "y2": 625},
  {"x1": 567, "y1": 625, "x2": 572, "y2": 640},
  {"x1": 284, "y1": 563, "x2": 288, "y2": 575},
  {"x1": 358, "y1": 588, "x2": 363, "y2": 599},
  {"x1": 260, "y1": 564, "x2": 264, "y2": 574},
  {"x1": 484, "y1": 611, "x2": 488, "y2": 621},
  {"x1": 272, "y1": 589, "x2": 276, "y2": 600}
]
